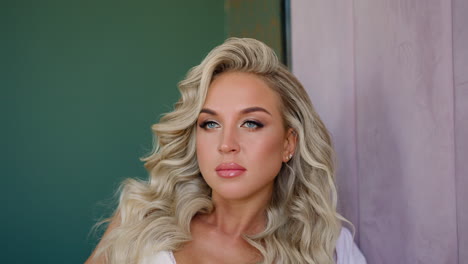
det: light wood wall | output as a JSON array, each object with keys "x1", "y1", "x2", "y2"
[{"x1": 291, "y1": 1, "x2": 467, "y2": 263}]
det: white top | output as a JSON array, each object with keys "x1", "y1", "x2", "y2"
[{"x1": 142, "y1": 228, "x2": 366, "y2": 264}]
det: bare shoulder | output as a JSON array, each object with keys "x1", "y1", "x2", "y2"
[{"x1": 84, "y1": 212, "x2": 121, "y2": 264}]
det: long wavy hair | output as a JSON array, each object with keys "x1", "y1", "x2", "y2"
[{"x1": 94, "y1": 38, "x2": 347, "y2": 264}]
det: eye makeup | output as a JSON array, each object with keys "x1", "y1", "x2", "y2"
[
  {"x1": 241, "y1": 120, "x2": 264, "y2": 129},
  {"x1": 198, "y1": 119, "x2": 265, "y2": 130},
  {"x1": 199, "y1": 120, "x2": 220, "y2": 129}
]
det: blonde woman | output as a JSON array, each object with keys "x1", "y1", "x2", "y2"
[{"x1": 86, "y1": 38, "x2": 366, "y2": 264}]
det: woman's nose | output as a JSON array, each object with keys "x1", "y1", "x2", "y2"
[{"x1": 218, "y1": 128, "x2": 240, "y2": 154}]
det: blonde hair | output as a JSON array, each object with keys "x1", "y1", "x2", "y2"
[{"x1": 94, "y1": 38, "x2": 346, "y2": 264}]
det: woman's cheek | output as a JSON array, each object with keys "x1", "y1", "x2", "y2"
[{"x1": 247, "y1": 133, "x2": 284, "y2": 162}]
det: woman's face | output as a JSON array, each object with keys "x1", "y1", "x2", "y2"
[{"x1": 196, "y1": 71, "x2": 296, "y2": 202}]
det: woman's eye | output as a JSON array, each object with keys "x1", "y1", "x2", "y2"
[
  {"x1": 200, "y1": 121, "x2": 219, "y2": 129},
  {"x1": 242, "y1": 120, "x2": 264, "y2": 129}
]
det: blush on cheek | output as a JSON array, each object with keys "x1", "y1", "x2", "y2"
[
  {"x1": 250, "y1": 135, "x2": 285, "y2": 166},
  {"x1": 196, "y1": 140, "x2": 206, "y2": 169},
  {"x1": 196, "y1": 135, "x2": 217, "y2": 177}
]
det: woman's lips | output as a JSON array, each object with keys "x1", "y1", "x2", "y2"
[{"x1": 215, "y1": 163, "x2": 246, "y2": 178}]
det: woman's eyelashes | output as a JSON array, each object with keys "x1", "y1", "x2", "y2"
[
  {"x1": 199, "y1": 120, "x2": 220, "y2": 129},
  {"x1": 241, "y1": 120, "x2": 264, "y2": 129},
  {"x1": 198, "y1": 119, "x2": 264, "y2": 130}
]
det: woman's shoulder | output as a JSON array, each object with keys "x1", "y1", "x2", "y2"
[{"x1": 336, "y1": 227, "x2": 367, "y2": 264}]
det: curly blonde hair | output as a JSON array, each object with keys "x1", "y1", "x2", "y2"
[{"x1": 94, "y1": 38, "x2": 347, "y2": 264}]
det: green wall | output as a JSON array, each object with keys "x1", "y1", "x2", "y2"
[
  {"x1": 225, "y1": 0, "x2": 285, "y2": 63},
  {"x1": 1, "y1": 1, "x2": 224, "y2": 263}
]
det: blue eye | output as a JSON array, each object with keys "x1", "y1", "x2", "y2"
[
  {"x1": 200, "y1": 121, "x2": 219, "y2": 129},
  {"x1": 242, "y1": 120, "x2": 264, "y2": 129}
]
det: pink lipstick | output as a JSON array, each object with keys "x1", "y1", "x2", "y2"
[{"x1": 215, "y1": 163, "x2": 246, "y2": 178}]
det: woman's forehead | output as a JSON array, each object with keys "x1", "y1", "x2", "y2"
[{"x1": 202, "y1": 72, "x2": 283, "y2": 115}]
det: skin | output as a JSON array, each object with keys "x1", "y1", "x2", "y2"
[
  {"x1": 84, "y1": 212, "x2": 120, "y2": 264},
  {"x1": 85, "y1": 71, "x2": 297, "y2": 264},
  {"x1": 174, "y1": 71, "x2": 297, "y2": 264}
]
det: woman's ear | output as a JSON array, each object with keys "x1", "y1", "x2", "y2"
[{"x1": 283, "y1": 128, "x2": 298, "y2": 162}]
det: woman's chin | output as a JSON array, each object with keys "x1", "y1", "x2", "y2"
[{"x1": 209, "y1": 183, "x2": 273, "y2": 203}]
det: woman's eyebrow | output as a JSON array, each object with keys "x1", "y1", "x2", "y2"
[
  {"x1": 200, "y1": 108, "x2": 217, "y2": 115},
  {"x1": 199, "y1": 107, "x2": 272, "y2": 116},
  {"x1": 240, "y1": 107, "x2": 272, "y2": 116}
]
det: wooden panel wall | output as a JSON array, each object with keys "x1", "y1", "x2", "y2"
[
  {"x1": 290, "y1": 1, "x2": 359, "y2": 241},
  {"x1": 353, "y1": 1, "x2": 457, "y2": 263},
  {"x1": 291, "y1": 0, "x2": 466, "y2": 263},
  {"x1": 454, "y1": 0, "x2": 468, "y2": 262}
]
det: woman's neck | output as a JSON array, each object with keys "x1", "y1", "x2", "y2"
[{"x1": 201, "y1": 190, "x2": 272, "y2": 237}]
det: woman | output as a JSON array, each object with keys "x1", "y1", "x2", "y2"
[{"x1": 87, "y1": 38, "x2": 366, "y2": 264}]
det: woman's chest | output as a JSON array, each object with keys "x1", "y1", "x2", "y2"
[{"x1": 173, "y1": 231, "x2": 261, "y2": 264}]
